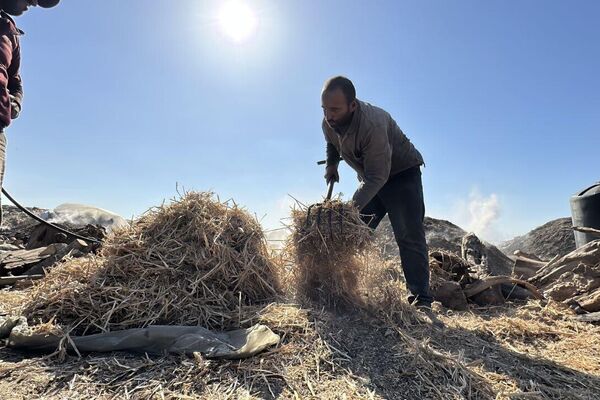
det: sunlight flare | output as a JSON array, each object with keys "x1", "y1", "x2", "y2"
[{"x1": 218, "y1": 1, "x2": 258, "y2": 43}]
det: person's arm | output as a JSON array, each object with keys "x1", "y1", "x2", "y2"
[
  {"x1": 323, "y1": 122, "x2": 340, "y2": 183},
  {"x1": 7, "y1": 35, "x2": 23, "y2": 119},
  {"x1": 352, "y1": 126, "x2": 392, "y2": 210},
  {"x1": 326, "y1": 142, "x2": 340, "y2": 167}
]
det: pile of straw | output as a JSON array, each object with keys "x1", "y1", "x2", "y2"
[
  {"x1": 286, "y1": 200, "x2": 373, "y2": 306},
  {"x1": 22, "y1": 192, "x2": 280, "y2": 335}
]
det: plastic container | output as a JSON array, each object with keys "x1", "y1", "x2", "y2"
[{"x1": 570, "y1": 182, "x2": 600, "y2": 248}]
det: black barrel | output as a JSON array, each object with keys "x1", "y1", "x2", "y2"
[{"x1": 570, "y1": 182, "x2": 600, "y2": 248}]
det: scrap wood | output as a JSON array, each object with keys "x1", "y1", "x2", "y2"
[
  {"x1": 0, "y1": 274, "x2": 44, "y2": 286},
  {"x1": 575, "y1": 311, "x2": 600, "y2": 323},
  {"x1": 513, "y1": 249, "x2": 544, "y2": 262},
  {"x1": 0, "y1": 247, "x2": 52, "y2": 271},
  {"x1": 530, "y1": 240, "x2": 600, "y2": 286},
  {"x1": 463, "y1": 276, "x2": 544, "y2": 299},
  {"x1": 576, "y1": 290, "x2": 600, "y2": 313},
  {"x1": 513, "y1": 255, "x2": 546, "y2": 279},
  {"x1": 573, "y1": 226, "x2": 600, "y2": 238}
]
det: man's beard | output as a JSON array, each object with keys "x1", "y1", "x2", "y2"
[{"x1": 329, "y1": 111, "x2": 353, "y2": 131}]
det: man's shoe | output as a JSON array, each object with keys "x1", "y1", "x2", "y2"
[
  {"x1": 412, "y1": 301, "x2": 445, "y2": 330},
  {"x1": 413, "y1": 300, "x2": 432, "y2": 311}
]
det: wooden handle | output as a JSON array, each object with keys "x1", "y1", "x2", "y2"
[{"x1": 326, "y1": 180, "x2": 335, "y2": 200}]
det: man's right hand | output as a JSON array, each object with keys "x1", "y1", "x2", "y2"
[{"x1": 324, "y1": 164, "x2": 339, "y2": 183}]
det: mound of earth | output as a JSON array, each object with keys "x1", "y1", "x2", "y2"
[
  {"x1": 0, "y1": 205, "x2": 48, "y2": 244},
  {"x1": 376, "y1": 216, "x2": 513, "y2": 276},
  {"x1": 499, "y1": 218, "x2": 576, "y2": 261}
]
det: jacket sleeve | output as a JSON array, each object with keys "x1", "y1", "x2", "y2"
[
  {"x1": 322, "y1": 121, "x2": 340, "y2": 167},
  {"x1": 326, "y1": 142, "x2": 340, "y2": 167},
  {"x1": 352, "y1": 125, "x2": 392, "y2": 210},
  {"x1": 7, "y1": 35, "x2": 23, "y2": 111}
]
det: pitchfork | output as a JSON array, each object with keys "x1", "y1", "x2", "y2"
[{"x1": 304, "y1": 162, "x2": 344, "y2": 239}]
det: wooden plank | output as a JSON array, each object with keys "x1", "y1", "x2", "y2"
[
  {"x1": 0, "y1": 247, "x2": 52, "y2": 270},
  {"x1": 463, "y1": 275, "x2": 544, "y2": 299},
  {"x1": 0, "y1": 274, "x2": 44, "y2": 286},
  {"x1": 575, "y1": 311, "x2": 600, "y2": 323},
  {"x1": 573, "y1": 226, "x2": 600, "y2": 238}
]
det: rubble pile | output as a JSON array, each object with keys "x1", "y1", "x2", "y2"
[
  {"x1": 526, "y1": 238, "x2": 600, "y2": 320},
  {"x1": 500, "y1": 217, "x2": 576, "y2": 260},
  {"x1": 0, "y1": 206, "x2": 104, "y2": 287},
  {"x1": 377, "y1": 216, "x2": 514, "y2": 276}
]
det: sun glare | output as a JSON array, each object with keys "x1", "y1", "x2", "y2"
[{"x1": 218, "y1": 1, "x2": 258, "y2": 43}]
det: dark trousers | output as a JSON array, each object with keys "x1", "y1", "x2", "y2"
[{"x1": 360, "y1": 166, "x2": 433, "y2": 304}]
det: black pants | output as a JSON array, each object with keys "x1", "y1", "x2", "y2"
[{"x1": 360, "y1": 166, "x2": 433, "y2": 305}]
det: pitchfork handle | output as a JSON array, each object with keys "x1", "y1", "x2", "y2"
[{"x1": 326, "y1": 180, "x2": 335, "y2": 200}]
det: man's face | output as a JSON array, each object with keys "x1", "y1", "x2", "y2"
[
  {"x1": 321, "y1": 88, "x2": 357, "y2": 130},
  {"x1": 2, "y1": 0, "x2": 34, "y2": 16}
]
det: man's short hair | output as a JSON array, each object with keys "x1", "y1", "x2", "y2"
[{"x1": 323, "y1": 76, "x2": 356, "y2": 104}]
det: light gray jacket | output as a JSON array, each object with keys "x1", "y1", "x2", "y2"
[{"x1": 322, "y1": 100, "x2": 424, "y2": 209}]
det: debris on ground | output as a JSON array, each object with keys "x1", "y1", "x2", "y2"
[
  {"x1": 529, "y1": 239, "x2": 600, "y2": 316},
  {"x1": 0, "y1": 199, "x2": 599, "y2": 399}
]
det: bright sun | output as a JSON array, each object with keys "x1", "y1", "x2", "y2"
[{"x1": 218, "y1": 1, "x2": 258, "y2": 43}]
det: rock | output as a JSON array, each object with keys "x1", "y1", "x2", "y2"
[
  {"x1": 461, "y1": 232, "x2": 486, "y2": 267},
  {"x1": 432, "y1": 281, "x2": 469, "y2": 310},
  {"x1": 578, "y1": 290, "x2": 600, "y2": 313},
  {"x1": 545, "y1": 282, "x2": 579, "y2": 302},
  {"x1": 471, "y1": 285, "x2": 505, "y2": 306}
]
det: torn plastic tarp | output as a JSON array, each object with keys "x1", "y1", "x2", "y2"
[{"x1": 0, "y1": 316, "x2": 279, "y2": 359}]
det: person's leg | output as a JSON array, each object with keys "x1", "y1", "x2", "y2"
[
  {"x1": 360, "y1": 194, "x2": 387, "y2": 230},
  {"x1": 0, "y1": 130, "x2": 6, "y2": 226},
  {"x1": 378, "y1": 167, "x2": 432, "y2": 305}
]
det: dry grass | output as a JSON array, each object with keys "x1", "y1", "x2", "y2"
[
  {"x1": 19, "y1": 192, "x2": 280, "y2": 335},
  {"x1": 1, "y1": 193, "x2": 600, "y2": 399},
  {"x1": 4, "y1": 294, "x2": 596, "y2": 399},
  {"x1": 285, "y1": 200, "x2": 373, "y2": 307}
]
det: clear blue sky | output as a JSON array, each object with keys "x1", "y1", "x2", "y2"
[{"x1": 4, "y1": 0, "x2": 599, "y2": 242}]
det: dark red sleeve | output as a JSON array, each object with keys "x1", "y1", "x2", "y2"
[{"x1": 7, "y1": 34, "x2": 23, "y2": 109}]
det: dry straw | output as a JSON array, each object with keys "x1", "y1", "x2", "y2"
[
  {"x1": 21, "y1": 192, "x2": 280, "y2": 335},
  {"x1": 285, "y1": 199, "x2": 373, "y2": 307}
]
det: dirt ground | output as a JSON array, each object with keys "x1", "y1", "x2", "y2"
[{"x1": 1, "y1": 298, "x2": 598, "y2": 400}]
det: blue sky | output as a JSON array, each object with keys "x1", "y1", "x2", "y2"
[{"x1": 4, "y1": 0, "x2": 599, "y2": 242}]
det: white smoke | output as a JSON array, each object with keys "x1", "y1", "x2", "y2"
[
  {"x1": 42, "y1": 203, "x2": 129, "y2": 232},
  {"x1": 466, "y1": 192, "x2": 501, "y2": 236},
  {"x1": 451, "y1": 189, "x2": 504, "y2": 243}
]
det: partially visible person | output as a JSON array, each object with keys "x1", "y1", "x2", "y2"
[{"x1": 0, "y1": 0, "x2": 60, "y2": 224}]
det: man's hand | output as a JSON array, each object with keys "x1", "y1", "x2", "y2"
[
  {"x1": 324, "y1": 164, "x2": 339, "y2": 184},
  {"x1": 9, "y1": 95, "x2": 20, "y2": 119}
]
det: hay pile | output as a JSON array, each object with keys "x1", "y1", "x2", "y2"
[
  {"x1": 286, "y1": 200, "x2": 373, "y2": 306},
  {"x1": 20, "y1": 192, "x2": 280, "y2": 335}
]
